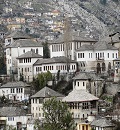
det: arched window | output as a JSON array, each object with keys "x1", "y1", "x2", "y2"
[{"x1": 102, "y1": 62, "x2": 106, "y2": 71}]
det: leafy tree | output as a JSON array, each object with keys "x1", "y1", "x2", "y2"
[
  {"x1": 42, "y1": 42, "x2": 50, "y2": 58},
  {"x1": 42, "y1": 97, "x2": 75, "y2": 130},
  {"x1": 34, "y1": 119, "x2": 43, "y2": 130},
  {"x1": 33, "y1": 71, "x2": 52, "y2": 91}
]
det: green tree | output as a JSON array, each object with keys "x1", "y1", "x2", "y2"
[
  {"x1": 42, "y1": 42, "x2": 50, "y2": 58},
  {"x1": 42, "y1": 97, "x2": 75, "y2": 130},
  {"x1": 33, "y1": 71, "x2": 53, "y2": 91},
  {"x1": 34, "y1": 119, "x2": 43, "y2": 130}
]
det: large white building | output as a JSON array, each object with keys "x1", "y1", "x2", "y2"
[
  {"x1": 49, "y1": 32, "x2": 97, "y2": 60},
  {"x1": 17, "y1": 56, "x2": 77, "y2": 82},
  {"x1": 33, "y1": 56, "x2": 77, "y2": 76},
  {"x1": 76, "y1": 41, "x2": 118, "y2": 72},
  {"x1": 0, "y1": 81, "x2": 31, "y2": 101},
  {"x1": 6, "y1": 39, "x2": 43, "y2": 77},
  {"x1": 62, "y1": 83, "x2": 99, "y2": 130}
]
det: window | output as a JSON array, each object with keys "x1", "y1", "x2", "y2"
[
  {"x1": 39, "y1": 98, "x2": 43, "y2": 103},
  {"x1": 33, "y1": 99, "x2": 34, "y2": 103},
  {"x1": 36, "y1": 48, "x2": 38, "y2": 54},
  {"x1": 116, "y1": 53, "x2": 117, "y2": 58},
  {"x1": 83, "y1": 82, "x2": 85, "y2": 86},
  {"x1": 77, "y1": 82, "x2": 79, "y2": 86},
  {"x1": 21, "y1": 88, "x2": 23, "y2": 93},
  {"x1": 23, "y1": 49, "x2": 25, "y2": 53},
  {"x1": 78, "y1": 53, "x2": 85, "y2": 58},
  {"x1": 112, "y1": 53, "x2": 114, "y2": 58},
  {"x1": 108, "y1": 53, "x2": 109, "y2": 58},
  {"x1": 39, "y1": 113, "x2": 41, "y2": 117},
  {"x1": 19, "y1": 59, "x2": 23, "y2": 63},
  {"x1": 89, "y1": 53, "x2": 90, "y2": 58},
  {"x1": 96, "y1": 53, "x2": 97, "y2": 58}
]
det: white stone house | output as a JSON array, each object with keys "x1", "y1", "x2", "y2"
[
  {"x1": 76, "y1": 41, "x2": 118, "y2": 73},
  {"x1": 33, "y1": 56, "x2": 77, "y2": 77},
  {"x1": 62, "y1": 84, "x2": 99, "y2": 129},
  {"x1": 17, "y1": 51, "x2": 43, "y2": 82},
  {"x1": 0, "y1": 81, "x2": 31, "y2": 101},
  {"x1": 6, "y1": 39, "x2": 43, "y2": 77},
  {"x1": 0, "y1": 107, "x2": 32, "y2": 130},
  {"x1": 49, "y1": 32, "x2": 97, "y2": 60},
  {"x1": 31, "y1": 86, "x2": 64, "y2": 119},
  {"x1": 72, "y1": 72, "x2": 103, "y2": 97}
]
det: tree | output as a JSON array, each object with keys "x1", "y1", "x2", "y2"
[
  {"x1": 42, "y1": 42, "x2": 50, "y2": 58},
  {"x1": 42, "y1": 97, "x2": 75, "y2": 130},
  {"x1": 33, "y1": 71, "x2": 53, "y2": 91}
]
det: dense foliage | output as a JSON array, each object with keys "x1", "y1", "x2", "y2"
[{"x1": 42, "y1": 97, "x2": 75, "y2": 130}]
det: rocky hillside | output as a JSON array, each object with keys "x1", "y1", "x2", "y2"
[{"x1": 4, "y1": 0, "x2": 120, "y2": 39}]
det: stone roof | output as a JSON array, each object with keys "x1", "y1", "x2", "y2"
[
  {"x1": 76, "y1": 44, "x2": 94, "y2": 51},
  {"x1": 94, "y1": 41, "x2": 118, "y2": 51},
  {"x1": 17, "y1": 51, "x2": 43, "y2": 59},
  {"x1": 31, "y1": 86, "x2": 64, "y2": 98},
  {"x1": 62, "y1": 89, "x2": 99, "y2": 102},
  {"x1": 91, "y1": 118, "x2": 115, "y2": 127},
  {"x1": 76, "y1": 41, "x2": 118, "y2": 51},
  {"x1": 48, "y1": 32, "x2": 97, "y2": 44},
  {"x1": 102, "y1": 33, "x2": 120, "y2": 44},
  {"x1": 73, "y1": 72, "x2": 103, "y2": 81},
  {"x1": 1, "y1": 81, "x2": 30, "y2": 88},
  {"x1": 34, "y1": 56, "x2": 76, "y2": 65},
  {"x1": 0, "y1": 107, "x2": 27, "y2": 117},
  {"x1": 7, "y1": 39, "x2": 43, "y2": 48},
  {"x1": 6, "y1": 31, "x2": 31, "y2": 39}
]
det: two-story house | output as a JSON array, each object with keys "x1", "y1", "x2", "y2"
[
  {"x1": 6, "y1": 39, "x2": 43, "y2": 78},
  {"x1": 31, "y1": 86, "x2": 64, "y2": 119},
  {"x1": 0, "y1": 81, "x2": 31, "y2": 101},
  {"x1": 76, "y1": 41, "x2": 118, "y2": 73},
  {"x1": 33, "y1": 56, "x2": 77, "y2": 76},
  {"x1": 17, "y1": 51, "x2": 43, "y2": 82},
  {"x1": 62, "y1": 83, "x2": 99, "y2": 130},
  {"x1": 49, "y1": 31, "x2": 97, "y2": 60}
]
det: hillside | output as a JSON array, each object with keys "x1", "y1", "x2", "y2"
[
  {"x1": 3, "y1": 0, "x2": 120, "y2": 39},
  {"x1": 31, "y1": 0, "x2": 119, "y2": 38}
]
